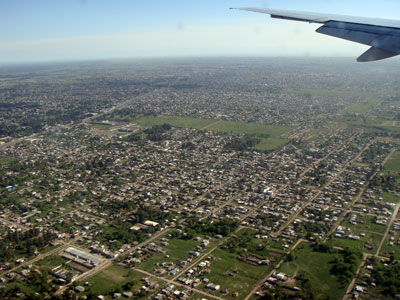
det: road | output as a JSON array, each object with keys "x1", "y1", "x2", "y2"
[
  {"x1": 376, "y1": 202, "x2": 400, "y2": 256},
  {"x1": 243, "y1": 239, "x2": 306, "y2": 300},
  {"x1": 342, "y1": 253, "x2": 369, "y2": 300},
  {"x1": 323, "y1": 147, "x2": 395, "y2": 242}
]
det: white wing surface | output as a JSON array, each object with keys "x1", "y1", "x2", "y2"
[{"x1": 232, "y1": 8, "x2": 400, "y2": 62}]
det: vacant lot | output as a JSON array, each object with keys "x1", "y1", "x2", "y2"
[
  {"x1": 379, "y1": 234, "x2": 400, "y2": 260},
  {"x1": 138, "y1": 236, "x2": 211, "y2": 275},
  {"x1": 81, "y1": 264, "x2": 144, "y2": 296},
  {"x1": 0, "y1": 155, "x2": 15, "y2": 165},
  {"x1": 133, "y1": 115, "x2": 292, "y2": 150},
  {"x1": 234, "y1": 228, "x2": 289, "y2": 256},
  {"x1": 327, "y1": 229, "x2": 383, "y2": 254},
  {"x1": 385, "y1": 151, "x2": 400, "y2": 172},
  {"x1": 374, "y1": 191, "x2": 400, "y2": 204},
  {"x1": 340, "y1": 213, "x2": 387, "y2": 234},
  {"x1": 37, "y1": 255, "x2": 68, "y2": 270},
  {"x1": 344, "y1": 97, "x2": 382, "y2": 114},
  {"x1": 200, "y1": 248, "x2": 272, "y2": 300},
  {"x1": 278, "y1": 242, "x2": 353, "y2": 300}
]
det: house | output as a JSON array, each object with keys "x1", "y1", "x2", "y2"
[
  {"x1": 144, "y1": 220, "x2": 159, "y2": 227},
  {"x1": 75, "y1": 286, "x2": 85, "y2": 293}
]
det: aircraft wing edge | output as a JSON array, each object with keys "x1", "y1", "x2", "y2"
[
  {"x1": 231, "y1": 7, "x2": 400, "y2": 61},
  {"x1": 231, "y1": 8, "x2": 400, "y2": 29}
]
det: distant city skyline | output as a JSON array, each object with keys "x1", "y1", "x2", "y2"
[{"x1": 1, "y1": 0, "x2": 400, "y2": 63}]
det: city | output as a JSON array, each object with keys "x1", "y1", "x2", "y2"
[{"x1": 0, "y1": 58, "x2": 399, "y2": 300}]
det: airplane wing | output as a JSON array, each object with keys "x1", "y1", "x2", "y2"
[{"x1": 231, "y1": 8, "x2": 400, "y2": 62}]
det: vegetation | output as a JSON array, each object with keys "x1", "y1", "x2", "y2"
[
  {"x1": 369, "y1": 261, "x2": 400, "y2": 298},
  {"x1": 385, "y1": 151, "x2": 400, "y2": 171},
  {"x1": 0, "y1": 228, "x2": 57, "y2": 262},
  {"x1": 278, "y1": 242, "x2": 362, "y2": 300},
  {"x1": 225, "y1": 136, "x2": 260, "y2": 151},
  {"x1": 98, "y1": 113, "x2": 292, "y2": 150},
  {"x1": 184, "y1": 217, "x2": 239, "y2": 238}
]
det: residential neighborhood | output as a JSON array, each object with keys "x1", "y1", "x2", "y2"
[{"x1": 0, "y1": 58, "x2": 399, "y2": 299}]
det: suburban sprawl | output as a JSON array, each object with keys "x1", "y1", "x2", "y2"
[{"x1": 0, "y1": 58, "x2": 400, "y2": 300}]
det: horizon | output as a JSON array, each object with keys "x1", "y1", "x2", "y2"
[{"x1": 1, "y1": 0, "x2": 400, "y2": 64}]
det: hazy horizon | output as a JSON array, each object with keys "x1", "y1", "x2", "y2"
[{"x1": 2, "y1": 0, "x2": 400, "y2": 64}]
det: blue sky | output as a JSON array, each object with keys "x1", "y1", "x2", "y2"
[{"x1": 1, "y1": 0, "x2": 400, "y2": 63}]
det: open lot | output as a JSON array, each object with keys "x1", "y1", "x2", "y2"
[
  {"x1": 234, "y1": 228, "x2": 289, "y2": 256},
  {"x1": 327, "y1": 229, "x2": 383, "y2": 254},
  {"x1": 137, "y1": 234, "x2": 217, "y2": 277},
  {"x1": 344, "y1": 97, "x2": 382, "y2": 114},
  {"x1": 340, "y1": 213, "x2": 388, "y2": 234},
  {"x1": 374, "y1": 191, "x2": 400, "y2": 204},
  {"x1": 78, "y1": 264, "x2": 148, "y2": 297},
  {"x1": 379, "y1": 234, "x2": 400, "y2": 260},
  {"x1": 0, "y1": 155, "x2": 15, "y2": 166},
  {"x1": 199, "y1": 247, "x2": 272, "y2": 300},
  {"x1": 384, "y1": 151, "x2": 400, "y2": 172},
  {"x1": 132, "y1": 115, "x2": 292, "y2": 150},
  {"x1": 278, "y1": 242, "x2": 354, "y2": 300},
  {"x1": 37, "y1": 255, "x2": 68, "y2": 270}
]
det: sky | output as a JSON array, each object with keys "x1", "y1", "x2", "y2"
[{"x1": 1, "y1": 0, "x2": 400, "y2": 63}]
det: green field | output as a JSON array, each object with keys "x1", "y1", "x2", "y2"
[
  {"x1": 137, "y1": 234, "x2": 218, "y2": 278},
  {"x1": 37, "y1": 255, "x2": 68, "y2": 270},
  {"x1": 385, "y1": 151, "x2": 400, "y2": 172},
  {"x1": 278, "y1": 242, "x2": 353, "y2": 300},
  {"x1": 132, "y1": 115, "x2": 292, "y2": 150},
  {"x1": 134, "y1": 116, "x2": 215, "y2": 129},
  {"x1": 138, "y1": 237, "x2": 206, "y2": 274},
  {"x1": 39, "y1": 244, "x2": 61, "y2": 254},
  {"x1": 327, "y1": 229, "x2": 383, "y2": 254},
  {"x1": 234, "y1": 228, "x2": 289, "y2": 255},
  {"x1": 0, "y1": 155, "x2": 15, "y2": 165},
  {"x1": 286, "y1": 88, "x2": 382, "y2": 114},
  {"x1": 379, "y1": 234, "x2": 400, "y2": 260},
  {"x1": 80, "y1": 264, "x2": 145, "y2": 296},
  {"x1": 200, "y1": 248, "x2": 272, "y2": 300},
  {"x1": 375, "y1": 191, "x2": 400, "y2": 204},
  {"x1": 340, "y1": 213, "x2": 388, "y2": 234},
  {"x1": 344, "y1": 97, "x2": 382, "y2": 114}
]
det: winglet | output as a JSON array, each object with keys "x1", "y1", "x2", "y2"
[{"x1": 357, "y1": 47, "x2": 399, "y2": 62}]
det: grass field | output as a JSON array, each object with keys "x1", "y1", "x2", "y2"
[
  {"x1": 81, "y1": 264, "x2": 144, "y2": 296},
  {"x1": 327, "y1": 229, "x2": 383, "y2": 254},
  {"x1": 132, "y1": 115, "x2": 292, "y2": 150},
  {"x1": 200, "y1": 248, "x2": 272, "y2": 300},
  {"x1": 252, "y1": 137, "x2": 290, "y2": 151},
  {"x1": 37, "y1": 255, "x2": 68, "y2": 269},
  {"x1": 384, "y1": 151, "x2": 400, "y2": 172},
  {"x1": 340, "y1": 213, "x2": 388, "y2": 234},
  {"x1": 235, "y1": 228, "x2": 289, "y2": 255},
  {"x1": 134, "y1": 116, "x2": 215, "y2": 129},
  {"x1": 286, "y1": 88, "x2": 382, "y2": 114},
  {"x1": 138, "y1": 237, "x2": 202, "y2": 274},
  {"x1": 138, "y1": 234, "x2": 217, "y2": 277},
  {"x1": 278, "y1": 242, "x2": 351, "y2": 300},
  {"x1": 375, "y1": 191, "x2": 400, "y2": 204},
  {"x1": 379, "y1": 234, "x2": 400, "y2": 260},
  {"x1": 39, "y1": 244, "x2": 61, "y2": 254},
  {"x1": 344, "y1": 97, "x2": 382, "y2": 114},
  {"x1": 0, "y1": 155, "x2": 15, "y2": 165}
]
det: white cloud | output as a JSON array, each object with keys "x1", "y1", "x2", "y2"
[{"x1": 0, "y1": 22, "x2": 366, "y2": 62}]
